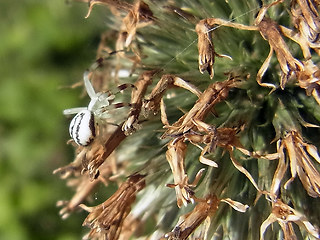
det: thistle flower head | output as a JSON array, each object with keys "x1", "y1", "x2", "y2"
[{"x1": 57, "y1": 1, "x2": 320, "y2": 239}]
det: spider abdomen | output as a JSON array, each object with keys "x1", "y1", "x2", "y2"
[{"x1": 69, "y1": 110, "x2": 95, "y2": 146}]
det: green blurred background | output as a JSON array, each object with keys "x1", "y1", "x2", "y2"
[{"x1": 0, "y1": 1, "x2": 109, "y2": 239}]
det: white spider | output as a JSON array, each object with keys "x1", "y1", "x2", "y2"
[{"x1": 63, "y1": 71, "x2": 116, "y2": 146}]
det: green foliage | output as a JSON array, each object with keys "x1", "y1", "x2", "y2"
[{"x1": 0, "y1": 1, "x2": 106, "y2": 239}]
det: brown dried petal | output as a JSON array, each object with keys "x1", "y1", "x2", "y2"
[
  {"x1": 296, "y1": 0, "x2": 320, "y2": 33},
  {"x1": 270, "y1": 141, "x2": 288, "y2": 196},
  {"x1": 85, "y1": 0, "x2": 131, "y2": 19},
  {"x1": 297, "y1": 60, "x2": 320, "y2": 102},
  {"x1": 220, "y1": 198, "x2": 249, "y2": 212}
]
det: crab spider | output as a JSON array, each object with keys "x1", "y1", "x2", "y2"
[{"x1": 64, "y1": 71, "x2": 133, "y2": 146}]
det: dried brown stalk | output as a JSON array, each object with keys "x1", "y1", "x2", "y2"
[
  {"x1": 122, "y1": 70, "x2": 157, "y2": 134},
  {"x1": 162, "y1": 77, "x2": 240, "y2": 137},
  {"x1": 82, "y1": 124, "x2": 127, "y2": 179}
]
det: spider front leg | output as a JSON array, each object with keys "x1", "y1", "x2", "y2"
[
  {"x1": 63, "y1": 71, "x2": 99, "y2": 116},
  {"x1": 96, "y1": 102, "x2": 134, "y2": 118},
  {"x1": 83, "y1": 71, "x2": 135, "y2": 113},
  {"x1": 91, "y1": 83, "x2": 136, "y2": 119},
  {"x1": 63, "y1": 107, "x2": 88, "y2": 115},
  {"x1": 83, "y1": 70, "x2": 97, "y2": 99}
]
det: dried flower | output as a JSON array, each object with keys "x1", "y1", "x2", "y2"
[
  {"x1": 122, "y1": 0, "x2": 153, "y2": 48},
  {"x1": 297, "y1": 60, "x2": 320, "y2": 104},
  {"x1": 57, "y1": 1, "x2": 320, "y2": 239},
  {"x1": 162, "y1": 77, "x2": 240, "y2": 137},
  {"x1": 277, "y1": 130, "x2": 320, "y2": 197},
  {"x1": 165, "y1": 139, "x2": 205, "y2": 207},
  {"x1": 291, "y1": 0, "x2": 320, "y2": 57},
  {"x1": 164, "y1": 194, "x2": 220, "y2": 240},
  {"x1": 196, "y1": 19, "x2": 232, "y2": 79},
  {"x1": 181, "y1": 119, "x2": 240, "y2": 167},
  {"x1": 164, "y1": 194, "x2": 248, "y2": 240},
  {"x1": 80, "y1": 174, "x2": 146, "y2": 240},
  {"x1": 260, "y1": 198, "x2": 319, "y2": 240},
  {"x1": 257, "y1": 17, "x2": 303, "y2": 89}
]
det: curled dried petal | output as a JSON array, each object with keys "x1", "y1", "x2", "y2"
[{"x1": 220, "y1": 198, "x2": 249, "y2": 212}]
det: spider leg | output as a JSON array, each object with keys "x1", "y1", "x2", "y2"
[
  {"x1": 87, "y1": 92, "x2": 114, "y2": 112},
  {"x1": 89, "y1": 84, "x2": 135, "y2": 110},
  {"x1": 100, "y1": 102, "x2": 134, "y2": 113},
  {"x1": 83, "y1": 70, "x2": 97, "y2": 99},
  {"x1": 113, "y1": 83, "x2": 136, "y2": 95},
  {"x1": 93, "y1": 102, "x2": 134, "y2": 116},
  {"x1": 63, "y1": 107, "x2": 87, "y2": 115}
]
